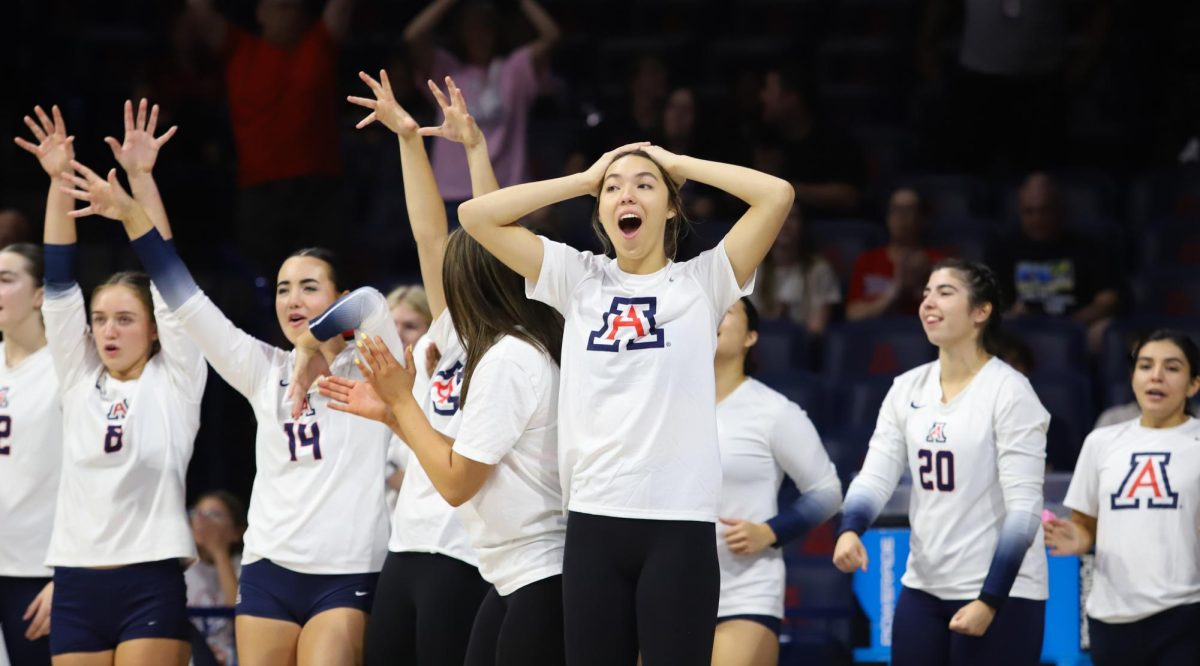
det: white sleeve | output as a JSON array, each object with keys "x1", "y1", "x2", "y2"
[
  {"x1": 451, "y1": 354, "x2": 543, "y2": 465},
  {"x1": 172, "y1": 290, "x2": 287, "y2": 400},
  {"x1": 151, "y1": 285, "x2": 208, "y2": 404},
  {"x1": 1063, "y1": 431, "x2": 1102, "y2": 518},
  {"x1": 388, "y1": 435, "x2": 410, "y2": 472},
  {"x1": 427, "y1": 310, "x2": 460, "y2": 358},
  {"x1": 41, "y1": 284, "x2": 101, "y2": 390},
  {"x1": 840, "y1": 379, "x2": 909, "y2": 534},
  {"x1": 684, "y1": 239, "x2": 757, "y2": 319},
  {"x1": 525, "y1": 236, "x2": 597, "y2": 313},
  {"x1": 772, "y1": 402, "x2": 842, "y2": 499},
  {"x1": 993, "y1": 377, "x2": 1049, "y2": 518}
]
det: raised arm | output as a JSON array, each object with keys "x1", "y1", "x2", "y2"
[
  {"x1": 349, "y1": 69, "x2": 449, "y2": 319},
  {"x1": 518, "y1": 0, "x2": 560, "y2": 69},
  {"x1": 458, "y1": 142, "x2": 649, "y2": 281},
  {"x1": 642, "y1": 146, "x2": 794, "y2": 287},
  {"x1": 14, "y1": 105, "x2": 75, "y2": 247},
  {"x1": 403, "y1": 0, "x2": 457, "y2": 76},
  {"x1": 105, "y1": 99, "x2": 179, "y2": 240}
]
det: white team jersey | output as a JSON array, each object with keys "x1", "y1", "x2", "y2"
[
  {"x1": 527, "y1": 237, "x2": 753, "y2": 522},
  {"x1": 42, "y1": 286, "x2": 204, "y2": 567},
  {"x1": 1064, "y1": 417, "x2": 1200, "y2": 623},
  {"x1": 845, "y1": 358, "x2": 1049, "y2": 600},
  {"x1": 452, "y1": 335, "x2": 563, "y2": 595},
  {"x1": 0, "y1": 343, "x2": 61, "y2": 577},
  {"x1": 171, "y1": 290, "x2": 392, "y2": 574},
  {"x1": 388, "y1": 311, "x2": 477, "y2": 565},
  {"x1": 716, "y1": 378, "x2": 841, "y2": 617}
]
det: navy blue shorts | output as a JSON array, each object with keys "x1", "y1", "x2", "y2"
[
  {"x1": 717, "y1": 614, "x2": 782, "y2": 636},
  {"x1": 890, "y1": 586, "x2": 1044, "y2": 666},
  {"x1": 0, "y1": 576, "x2": 51, "y2": 665},
  {"x1": 51, "y1": 560, "x2": 190, "y2": 656},
  {"x1": 1089, "y1": 603, "x2": 1200, "y2": 666},
  {"x1": 236, "y1": 559, "x2": 379, "y2": 625}
]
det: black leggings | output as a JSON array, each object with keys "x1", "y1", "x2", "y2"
[
  {"x1": 364, "y1": 551, "x2": 489, "y2": 666},
  {"x1": 465, "y1": 575, "x2": 565, "y2": 666},
  {"x1": 1089, "y1": 603, "x2": 1200, "y2": 666},
  {"x1": 562, "y1": 512, "x2": 718, "y2": 666}
]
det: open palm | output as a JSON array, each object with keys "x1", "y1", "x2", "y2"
[
  {"x1": 105, "y1": 98, "x2": 178, "y2": 175},
  {"x1": 60, "y1": 160, "x2": 137, "y2": 221},
  {"x1": 319, "y1": 375, "x2": 391, "y2": 424},
  {"x1": 419, "y1": 76, "x2": 484, "y2": 148},
  {"x1": 13, "y1": 105, "x2": 74, "y2": 178},
  {"x1": 348, "y1": 69, "x2": 419, "y2": 137}
]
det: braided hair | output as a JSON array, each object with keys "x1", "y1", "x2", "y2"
[{"x1": 930, "y1": 258, "x2": 1006, "y2": 356}]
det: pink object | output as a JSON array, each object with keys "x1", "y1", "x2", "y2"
[{"x1": 1041, "y1": 509, "x2": 1057, "y2": 523}]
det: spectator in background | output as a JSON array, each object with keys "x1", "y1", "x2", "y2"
[
  {"x1": 0, "y1": 210, "x2": 32, "y2": 248},
  {"x1": 184, "y1": 0, "x2": 357, "y2": 275},
  {"x1": 755, "y1": 65, "x2": 866, "y2": 218},
  {"x1": 752, "y1": 203, "x2": 841, "y2": 335},
  {"x1": 404, "y1": 0, "x2": 559, "y2": 209},
  {"x1": 990, "y1": 173, "x2": 1120, "y2": 348},
  {"x1": 186, "y1": 491, "x2": 247, "y2": 666},
  {"x1": 846, "y1": 188, "x2": 944, "y2": 321},
  {"x1": 386, "y1": 283, "x2": 432, "y2": 350}
]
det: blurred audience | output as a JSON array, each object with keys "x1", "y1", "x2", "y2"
[
  {"x1": 186, "y1": 490, "x2": 247, "y2": 666},
  {"x1": 0, "y1": 209, "x2": 33, "y2": 248},
  {"x1": 846, "y1": 188, "x2": 943, "y2": 321},
  {"x1": 752, "y1": 204, "x2": 841, "y2": 335}
]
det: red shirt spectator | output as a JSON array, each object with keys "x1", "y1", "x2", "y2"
[{"x1": 847, "y1": 187, "x2": 944, "y2": 320}]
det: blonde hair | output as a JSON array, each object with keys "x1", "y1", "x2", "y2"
[{"x1": 386, "y1": 284, "x2": 432, "y2": 327}]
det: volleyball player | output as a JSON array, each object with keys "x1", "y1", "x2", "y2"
[
  {"x1": 328, "y1": 72, "x2": 497, "y2": 665},
  {"x1": 458, "y1": 141, "x2": 793, "y2": 664},
  {"x1": 0, "y1": 122, "x2": 62, "y2": 665},
  {"x1": 31, "y1": 100, "x2": 204, "y2": 666},
  {"x1": 1046, "y1": 329, "x2": 1200, "y2": 665},
  {"x1": 832, "y1": 258, "x2": 1049, "y2": 666},
  {"x1": 712, "y1": 297, "x2": 841, "y2": 666},
  {"x1": 63, "y1": 115, "x2": 395, "y2": 664},
  {"x1": 321, "y1": 225, "x2": 567, "y2": 665}
]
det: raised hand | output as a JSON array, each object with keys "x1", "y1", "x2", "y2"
[
  {"x1": 418, "y1": 76, "x2": 484, "y2": 149},
  {"x1": 832, "y1": 531, "x2": 869, "y2": 573},
  {"x1": 318, "y1": 375, "x2": 392, "y2": 424},
  {"x1": 13, "y1": 105, "x2": 74, "y2": 178},
  {"x1": 347, "y1": 69, "x2": 419, "y2": 137},
  {"x1": 640, "y1": 144, "x2": 686, "y2": 187},
  {"x1": 60, "y1": 160, "x2": 138, "y2": 221},
  {"x1": 105, "y1": 98, "x2": 178, "y2": 176},
  {"x1": 354, "y1": 334, "x2": 416, "y2": 408},
  {"x1": 581, "y1": 142, "x2": 652, "y2": 194}
]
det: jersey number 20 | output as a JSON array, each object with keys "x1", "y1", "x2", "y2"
[{"x1": 918, "y1": 448, "x2": 955, "y2": 491}]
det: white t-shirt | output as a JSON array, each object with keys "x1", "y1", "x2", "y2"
[
  {"x1": 527, "y1": 237, "x2": 753, "y2": 522},
  {"x1": 388, "y1": 312, "x2": 477, "y2": 565},
  {"x1": 716, "y1": 378, "x2": 841, "y2": 617},
  {"x1": 43, "y1": 285, "x2": 204, "y2": 567},
  {"x1": 453, "y1": 335, "x2": 563, "y2": 595},
  {"x1": 0, "y1": 344, "x2": 61, "y2": 577},
  {"x1": 171, "y1": 289, "x2": 393, "y2": 574},
  {"x1": 842, "y1": 358, "x2": 1050, "y2": 600},
  {"x1": 1064, "y1": 417, "x2": 1200, "y2": 623}
]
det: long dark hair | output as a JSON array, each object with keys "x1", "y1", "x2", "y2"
[
  {"x1": 930, "y1": 258, "x2": 1005, "y2": 355},
  {"x1": 739, "y1": 296, "x2": 760, "y2": 376},
  {"x1": 287, "y1": 247, "x2": 345, "y2": 291},
  {"x1": 442, "y1": 229, "x2": 564, "y2": 408},
  {"x1": 0, "y1": 243, "x2": 44, "y2": 285},
  {"x1": 1131, "y1": 329, "x2": 1200, "y2": 417},
  {"x1": 590, "y1": 149, "x2": 691, "y2": 261}
]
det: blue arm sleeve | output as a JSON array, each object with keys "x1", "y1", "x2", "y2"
[
  {"x1": 129, "y1": 228, "x2": 200, "y2": 310},
  {"x1": 978, "y1": 510, "x2": 1040, "y2": 609},
  {"x1": 837, "y1": 492, "x2": 881, "y2": 536},
  {"x1": 43, "y1": 243, "x2": 77, "y2": 297},
  {"x1": 766, "y1": 485, "x2": 842, "y2": 546}
]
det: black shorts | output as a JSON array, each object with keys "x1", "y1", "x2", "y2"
[
  {"x1": 51, "y1": 560, "x2": 190, "y2": 655},
  {"x1": 236, "y1": 559, "x2": 378, "y2": 625}
]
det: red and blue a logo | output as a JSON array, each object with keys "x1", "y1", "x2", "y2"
[
  {"x1": 431, "y1": 360, "x2": 464, "y2": 416},
  {"x1": 0, "y1": 387, "x2": 9, "y2": 408},
  {"x1": 1111, "y1": 452, "x2": 1178, "y2": 510},
  {"x1": 926, "y1": 422, "x2": 947, "y2": 443},
  {"x1": 587, "y1": 297, "x2": 665, "y2": 352},
  {"x1": 107, "y1": 398, "x2": 130, "y2": 421}
]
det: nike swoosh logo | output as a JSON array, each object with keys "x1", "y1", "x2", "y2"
[
  {"x1": 354, "y1": 591, "x2": 370, "y2": 597},
  {"x1": 910, "y1": 401, "x2": 924, "y2": 409}
]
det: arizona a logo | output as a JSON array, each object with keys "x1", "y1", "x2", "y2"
[
  {"x1": 1111, "y1": 452, "x2": 1178, "y2": 509},
  {"x1": 432, "y1": 360, "x2": 464, "y2": 416},
  {"x1": 926, "y1": 422, "x2": 947, "y2": 443},
  {"x1": 0, "y1": 386, "x2": 8, "y2": 408},
  {"x1": 587, "y1": 297, "x2": 665, "y2": 352},
  {"x1": 107, "y1": 398, "x2": 130, "y2": 421}
]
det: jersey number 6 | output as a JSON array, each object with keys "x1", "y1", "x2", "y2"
[
  {"x1": 104, "y1": 425, "x2": 124, "y2": 454},
  {"x1": 918, "y1": 448, "x2": 955, "y2": 491}
]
